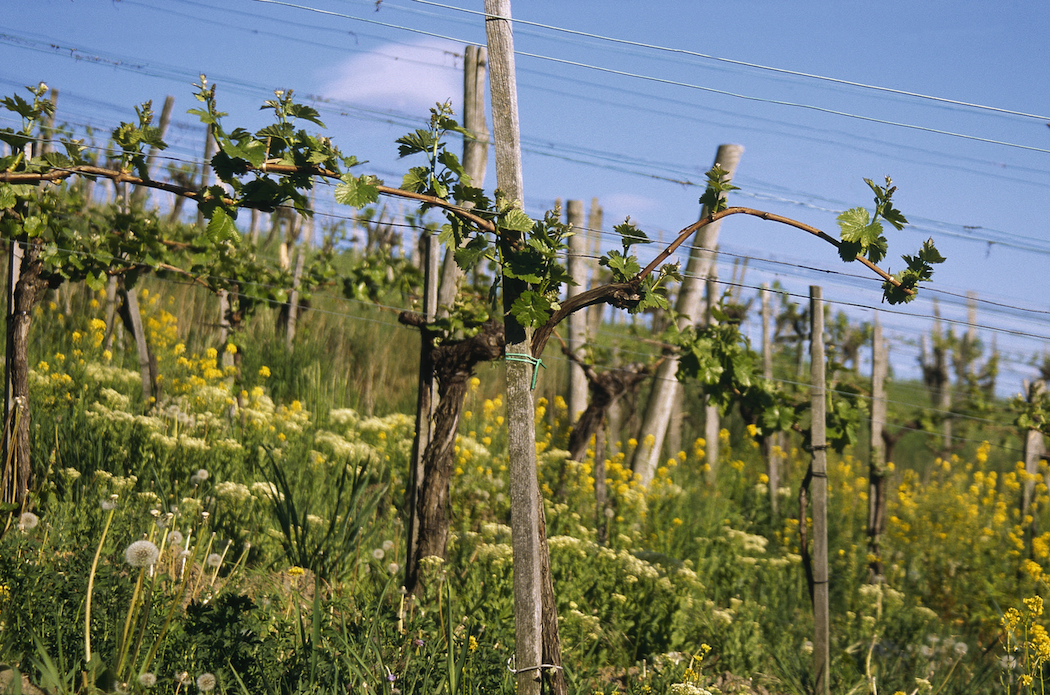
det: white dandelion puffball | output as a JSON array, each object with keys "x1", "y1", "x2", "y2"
[
  {"x1": 372, "y1": 548, "x2": 385, "y2": 560},
  {"x1": 125, "y1": 540, "x2": 160, "y2": 567},
  {"x1": 196, "y1": 672, "x2": 217, "y2": 692},
  {"x1": 18, "y1": 512, "x2": 39, "y2": 531},
  {"x1": 138, "y1": 673, "x2": 157, "y2": 688},
  {"x1": 206, "y1": 553, "x2": 223, "y2": 568}
]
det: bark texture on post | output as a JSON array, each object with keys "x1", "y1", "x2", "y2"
[
  {"x1": 485, "y1": 4, "x2": 544, "y2": 693},
  {"x1": 760, "y1": 283, "x2": 783, "y2": 511},
  {"x1": 131, "y1": 94, "x2": 175, "y2": 207},
  {"x1": 566, "y1": 199, "x2": 589, "y2": 423},
  {"x1": 632, "y1": 144, "x2": 742, "y2": 486},
  {"x1": 438, "y1": 44, "x2": 489, "y2": 315},
  {"x1": 809, "y1": 285, "x2": 830, "y2": 695},
  {"x1": 867, "y1": 316, "x2": 889, "y2": 581},
  {"x1": 1023, "y1": 380, "x2": 1046, "y2": 519}
]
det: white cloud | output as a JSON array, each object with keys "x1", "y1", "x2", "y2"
[{"x1": 319, "y1": 39, "x2": 462, "y2": 117}]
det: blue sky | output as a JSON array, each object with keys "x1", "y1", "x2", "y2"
[{"x1": 2, "y1": 0, "x2": 1049, "y2": 395}]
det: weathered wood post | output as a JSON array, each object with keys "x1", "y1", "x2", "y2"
[
  {"x1": 485, "y1": 3, "x2": 543, "y2": 693},
  {"x1": 810, "y1": 285, "x2": 830, "y2": 695},
  {"x1": 760, "y1": 282, "x2": 783, "y2": 512},
  {"x1": 631, "y1": 144, "x2": 742, "y2": 485},
  {"x1": 485, "y1": 2, "x2": 565, "y2": 692},
  {"x1": 438, "y1": 44, "x2": 489, "y2": 315},
  {"x1": 868, "y1": 315, "x2": 889, "y2": 581},
  {"x1": 566, "y1": 199, "x2": 589, "y2": 423}
]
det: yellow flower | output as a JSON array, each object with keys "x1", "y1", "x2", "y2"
[
  {"x1": 1025, "y1": 596, "x2": 1043, "y2": 617},
  {"x1": 259, "y1": 366, "x2": 271, "y2": 378},
  {"x1": 287, "y1": 566, "x2": 305, "y2": 576},
  {"x1": 225, "y1": 343, "x2": 237, "y2": 354},
  {"x1": 468, "y1": 635, "x2": 478, "y2": 652}
]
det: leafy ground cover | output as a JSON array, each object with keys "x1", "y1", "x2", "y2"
[{"x1": 1, "y1": 288, "x2": 1048, "y2": 695}]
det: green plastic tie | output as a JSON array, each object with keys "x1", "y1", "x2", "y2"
[{"x1": 505, "y1": 353, "x2": 546, "y2": 390}]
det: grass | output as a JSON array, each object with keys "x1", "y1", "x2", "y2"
[{"x1": 0, "y1": 274, "x2": 1046, "y2": 695}]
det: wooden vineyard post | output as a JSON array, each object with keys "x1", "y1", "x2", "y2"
[
  {"x1": 566, "y1": 199, "x2": 588, "y2": 423},
  {"x1": 485, "y1": 2, "x2": 565, "y2": 692},
  {"x1": 631, "y1": 143, "x2": 742, "y2": 485},
  {"x1": 438, "y1": 44, "x2": 489, "y2": 314},
  {"x1": 809, "y1": 285, "x2": 830, "y2": 695},
  {"x1": 760, "y1": 282, "x2": 783, "y2": 512},
  {"x1": 1022, "y1": 380, "x2": 1046, "y2": 520},
  {"x1": 131, "y1": 94, "x2": 175, "y2": 207},
  {"x1": 285, "y1": 249, "x2": 305, "y2": 350},
  {"x1": 868, "y1": 315, "x2": 889, "y2": 581}
]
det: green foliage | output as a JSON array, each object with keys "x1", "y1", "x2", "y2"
[
  {"x1": 698, "y1": 163, "x2": 740, "y2": 214},
  {"x1": 830, "y1": 176, "x2": 945, "y2": 304}
]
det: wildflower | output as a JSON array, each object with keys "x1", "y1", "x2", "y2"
[
  {"x1": 189, "y1": 469, "x2": 209, "y2": 485},
  {"x1": 138, "y1": 673, "x2": 157, "y2": 688},
  {"x1": 18, "y1": 512, "x2": 39, "y2": 532},
  {"x1": 258, "y1": 366, "x2": 271, "y2": 378},
  {"x1": 196, "y1": 673, "x2": 217, "y2": 691},
  {"x1": 125, "y1": 540, "x2": 160, "y2": 568},
  {"x1": 372, "y1": 548, "x2": 385, "y2": 560},
  {"x1": 206, "y1": 553, "x2": 223, "y2": 568},
  {"x1": 387, "y1": 562, "x2": 400, "y2": 574},
  {"x1": 175, "y1": 672, "x2": 191, "y2": 685},
  {"x1": 169, "y1": 531, "x2": 184, "y2": 547},
  {"x1": 225, "y1": 343, "x2": 237, "y2": 354},
  {"x1": 1025, "y1": 596, "x2": 1044, "y2": 617},
  {"x1": 468, "y1": 635, "x2": 478, "y2": 652},
  {"x1": 382, "y1": 539, "x2": 395, "y2": 551},
  {"x1": 287, "y1": 566, "x2": 305, "y2": 576}
]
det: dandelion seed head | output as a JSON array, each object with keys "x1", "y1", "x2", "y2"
[
  {"x1": 125, "y1": 540, "x2": 160, "y2": 567},
  {"x1": 196, "y1": 673, "x2": 216, "y2": 691},
  {"x1": 206, "y1": 553, "x2": 223, "y2": 568},
  {"x1": 18, "y1": 512, "x2": 39, "y2": 532},
  {"x1": 138, "y1": 673, "x2": 157, "y2": 688},
  {"x1": 169, "y1": 531, "x2": 184, "y2": 546},
  {"x1": 372, "y1": 548, "x2": 385, "y2": 560},
  {"x1": 382, "y1": 539, "x2": 394, "y2": 551},
  {"x1": 387, "y1": 562, "x2": 399, "y2": 574}
]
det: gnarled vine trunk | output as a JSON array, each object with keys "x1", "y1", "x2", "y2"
[
  {"x1": 399, "y1": 314, "x2": 504, "y2": 595},
  {"x1": 3, "y1": 239, "x2": 51, "y2": 507}
]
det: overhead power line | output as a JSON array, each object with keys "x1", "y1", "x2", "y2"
[
  {"x1": 249, "y1": 0, "x2": 1050, "y2": 155},
  {"x1": 407, "y1": 0, "x2": 1050, "y2": 123}
]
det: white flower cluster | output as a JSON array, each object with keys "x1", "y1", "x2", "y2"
[{"x1": 724, "y1": 527, "x2": 768, "y2": 554}]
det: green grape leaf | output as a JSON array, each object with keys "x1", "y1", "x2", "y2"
[
  {"x1": 510, "y1": 290, "x2": 553, "y2": 328},
  {"x1": 599, "y1": 249, "x2": 641, "y2": 282},
  {"x1": 499, "y1": 208, "x2": 534, "y2": 234},
  {"x1": 335, "y1": 173, "x2": 380, "y2": 208}
]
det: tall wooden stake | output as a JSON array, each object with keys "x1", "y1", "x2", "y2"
[
  {"x1": 760, "y1": 283, "x2": 783, "y2": 512},
  {"x1": 868, "y1": 315, "x2": 888, "y2": 581},
  {"x1": 631, "y1": 143, "x2": 742, "y2": 485},
  {"x1": 485, "y1": 3, "x2": 564, "y2": 693},
  {"x1": 810, "y1": 285, "x2": 830, "y2": 695},
  {"x1": 438, "y1": 44, "x2": 489, "y2": 315},
  {"x1": 566, "y1": 199, "x2": 588, "y2": 423},
  {"x1": 131, "y1": 95, "x2": 175, "y2": 207}
]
